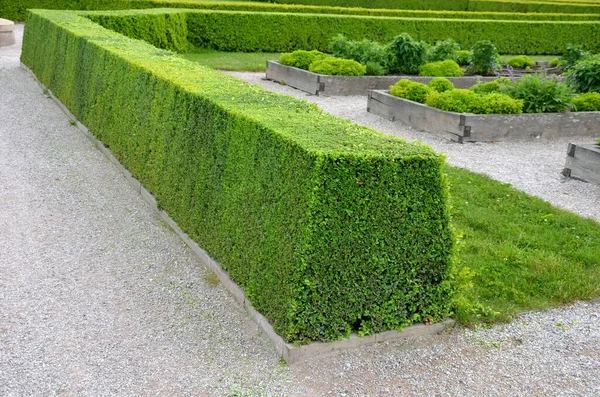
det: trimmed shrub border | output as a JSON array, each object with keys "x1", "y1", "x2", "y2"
[
  {"x1": 266, "y1": 61, "x2": 504, "y2": 96},
  {"x1": 563, "y1": 143, "x2": 600, "y2": 185},
  {"x1": 367, "y1": 90, "x2": 600, "y2": 143},
  {"x1": 21, "y1": 62, "x2": 455, "y2": 363}
]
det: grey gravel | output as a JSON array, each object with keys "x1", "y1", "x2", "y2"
[{"x1": 2, "y1": 27, "x2": 600, "y2": 396}]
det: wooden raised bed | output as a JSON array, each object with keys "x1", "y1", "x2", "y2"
[
  {"x1": 265, "y1": 61, "x2": 505, "y2": 96},
  {"x1": 367, "y1": 90, "x2": 600, "y2": 143},
  {"x1": 563, "y1": 143, "x2": 600, "y2": 185}
]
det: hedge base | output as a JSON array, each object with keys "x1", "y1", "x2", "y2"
[
  {"x1": 367, "y1": 90, "x2": 600, "y2": 143},
  {"x1": 563, "y1": 143, "x2": 600, "y2": 186}
]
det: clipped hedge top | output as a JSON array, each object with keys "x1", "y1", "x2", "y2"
[{"x1": 38, "y1": 8, "x2": 438, "y2": 160}]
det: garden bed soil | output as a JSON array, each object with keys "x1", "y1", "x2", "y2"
[
  {"x1": 266, "y1": 61, "x2": 511, "y2": 96},
  {"x1": 367, "y1": 90, "x2": 600, "y2": 143},
  {"x1": 563, "y1": 143, "x2": 600, "y2": 185}
]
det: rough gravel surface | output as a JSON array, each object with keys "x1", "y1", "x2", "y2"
[{"x1": 1, "y1": 25, "x2": 599, "y2": 396}]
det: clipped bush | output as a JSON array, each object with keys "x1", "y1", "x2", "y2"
[
  {"x1": 385, "y1": 33, "x2": 429, "y2": 75},
  {"x1": 419, "y1": 60, "x2": 464, "y2": 77},
  {"x1": 429, "y1": 39, "x2": 460, "y2": 62},
  {"x1": 566, "y1": 55, "x2": 600, "y2": 93},
  {"x1": 571, "y1": 92, "x2": 600, "y2": 112},
  {"x1": 471, "y1": 93, "x2": 523, "y2": 114},
  {"x1": 501, "y1": 74, "x2": 574, "y2": 113},
  {"x1": 470, "y1": 77, "x2": 510, "y2": 94},
  {"x1": 454, "y1": 50, "x2": 471, "y2": 66},
  {"x1": 390, "y1": 79, "x2": 432, "y2": 103},
  {"x1": 24, "y1": 9, "x2": 454, "y2": 344},
  {"x1": 308, "y1": 57, "x2": 366, "y2": 76},
  {"x1": 549, "y1": 58, "x2": 560, "y2": 67},
  {"x1": 428, "y1": 77, "x2": 454, "y2": 93},
  {"x1": 506, "y1": 55, "x2": 535, "y2": 69},
  {"x1": 425, "y1": 89, "x2": 522, "y2": 114},
  {"x1": 279, "y1": 50, "x2": 328, "y2": 70},
  {"x1": 467, "y1": 40, "x2": 500, "y2": 76}
]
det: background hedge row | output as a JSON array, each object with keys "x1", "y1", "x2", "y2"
[
  {"x1": 22, "y1": 9, "x2": 454, "y2": 343},
  {"x1": 88, "y1": 9, "x2": 600, "y2": 54}
]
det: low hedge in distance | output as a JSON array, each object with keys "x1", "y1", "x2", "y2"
[{"x1": 22, "y1": 9, "x2": 454, "y2": 343}]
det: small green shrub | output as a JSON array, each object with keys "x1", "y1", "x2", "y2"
[
  {"x1": 426, "y1": 89, "x2": 522, "y2": 114},
  {"x1": 561, "y1": 43, "x2": 589, "y2": 70},
  {"x1": 467, "y1": 40, "x2": 500, "y2": 76},
  {"x1": 329, "y1": 34, "x2": 352, "y2": 59},
  {"x1": 566, "y1": 55, "x2": 600, "y2": 94},
  {"x1": 365, "y1": 61, "x2": 387, "y2": 76},
  {"x1": 501, "y1": 74, "x2": 574, "y2": 113},
  {"x1": 419, "y1": 60, "x2": 464, "y2": 77},
  {"x1": 597, "y1": 137, "x2": 600, "y2": 146},
  {"x1": 390, "y1": 79, "x2": 432, "y2": 103},
  {"x1": 470, "y1": 77, "x2": 511, "y2": 94},
  {"x1": 571, "y1": 92, "x2": 600, "y2": 112},
  {"x1": 329, "y1": 35, "x2": 387, "y2": 74},
  {"x1": 506, "y1": 55, "x2": 535, "y2": 69},
  {"x1": 428, "y1": 77, "x2": 454, "y2": 93},
  {"x1": 279, "y1": 50, "x2": 327, "y2": 70},
  {"x1": 454, "y1": 50, "x2": 471, "y2": 66},
  {"x1": 385, "y1": 33, "x2": 429, "y2": 75},
  {"x1": 309, "y1": 57, "x2": 366, "y2": 76},
  {"x1": 549, "y1": 58, "x2": 560, "y2": 67},
  {"x1": 429, "y1": 39, "x2": 460, "y2": 62}
]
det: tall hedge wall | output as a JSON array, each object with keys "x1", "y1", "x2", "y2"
[
  {"x1": 21, "y1": 9, "x2": 454, "y2": 343},
  {"x1": 87, "y1": 9, "x2": 600, "y2": 54}
]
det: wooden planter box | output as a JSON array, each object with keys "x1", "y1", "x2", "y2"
[
  {"x1": 563, "y1": 143, "x2": 600, "y2": 185},
  {"x1": 265, "y1": 61, "x2": 505, "y2": 96},
  {"x1": 367, "y1": 90, "x2": 600, "y2": 143}
]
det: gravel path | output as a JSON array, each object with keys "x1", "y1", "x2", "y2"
[{"x1": 2, "y1": 25, "x2": 599, "y2": 396}]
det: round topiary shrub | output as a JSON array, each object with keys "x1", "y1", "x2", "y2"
[
  {"x1": 390, "y1": 79, "x2": 432, "y2": 103},
  {"x1": 571, "y1": 92, "x2": 600, "y2": 111},
  {"x1": 308, "y1": 57, "x2": 367, "y2": 76},
  {"x1": 428, "y1": 77, "x2": 454, "y2": 93},
  {"x1": 279, "y1": 50, "x2": 328, "y2": 70},
  {"x1": 506, "y1": 55, "x2": 535, "y2": 69},
  {"x1": 419, "y1": 60, "x2": 464, "y2": 77}
]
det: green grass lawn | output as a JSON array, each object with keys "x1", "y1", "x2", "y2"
[
  {"x1": 183, "y1": 49, "x2": 600, "y2": 325},
  {"x1": 180, "y1": 48, "x2": 280, "y2": 71}
]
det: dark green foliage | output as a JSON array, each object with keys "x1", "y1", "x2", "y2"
[
  {"x1": 506, "y1": 55, "x2": 535, "y2": 69},
  {"x1": 467, "y1": 40, "x2": 501, "y2": 76},
  {"x1": 501, "y1": 75, "x2": 574, "y2": 113},
  {"x1": 23, "y1": 9, "x2": 454, "y2": 343},
  {"x1": 308, "y1": 57, "x2": 366, "y2": 75},
  {"x1": 329, "y1": 35, "x2": 387, "y2": 74},
  {"x1": 454, "y1": 50, "x2": 471, "y2": 66},
  {"x1": 428, "y1": 77, "x2": 454, "y2": 93},
  {"x1": 470, "y1": 78, "x2": 511, "y2": 94},
  {"x1": 429, "y1": 39, "x2": 460, "y2": 62},
  {"x1": 571, "y1": 92, "x2": 600, "y2": 111},
  {"x1": 419, "y1": 60, "x2": 464, "y2": 77},
  {"x1": 365, "y1": 61, "x2": 387, "y2": 76},
  {"x1": 566, "y1": 55, "x2": 600, "y2": 93},
  {"x1": 385, "y1": 33, "x2": 429, "y2": 75},
  {"x1": 597, "y1": 137, "x2": 600, "y2": 145},
  {"x1": 467, "y1": 0, "x2": 600, "y2": 15},
  {"x1": 561, "y1": 43, "x2": 590, "y2": 70},
  {"x1": 389, "y1": 79, "x2": 432, "y2": 103},
  {"x1": 425, "y1": 89, "x2": 523, "y2": 114},
  {"x1": 279, "y1": 50, "x2": 327, "y2": 70}
]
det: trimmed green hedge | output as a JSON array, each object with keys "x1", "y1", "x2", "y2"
[
  {"x1": 87, "y1": 9, "x2": 600, "y2": 55},
  {"x1": 22, "y1": 9, "x2": 454, "y2": 343}
]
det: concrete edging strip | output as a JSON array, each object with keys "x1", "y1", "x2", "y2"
[{"x1": 21, "y1": 62, "x2": 455, "y2": 364}]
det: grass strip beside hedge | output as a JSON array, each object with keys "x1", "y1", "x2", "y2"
[
  {"x1": 21, "y1": 9, "x2": 454, "y2": 343},
  {"x1": 86, "y1": 8, "x2": 600, "y2": 55}
]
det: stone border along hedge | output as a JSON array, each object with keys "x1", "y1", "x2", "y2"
[
  {"x1": 563, "y1": 143, "x2": 600, "y2": 186},
  {"x1": 84, "y1": 8, "x2": 600, "y2": 55},
  {"x1": 22, "y1": 9, "x2": 455, "y2": 348},
  {"x1": 367, "y1": 90, "x2": 600, "y2": 143},
  {"x1": 266, "y1": 60, "x2": 515, "y2": 96}
]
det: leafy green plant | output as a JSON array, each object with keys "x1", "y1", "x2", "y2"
[
  {"x1": 309, "y1": 57, "x2": 366, "y2": 76},
  {"x1": 419, "y1": 60, "x2": 464, "y2": 77},
  {"x1": 501, "y1": 74, "x2": 574, "y2": 113},
  {"x1": 467, "y1": 40, "x2": 500, "y2": 76},
  {"x1": 428, "y1": 77, "x2": 454, "y2": 93},
  {"x1": 471, "y1": 93, "x2": 523, "y2": 114},
  {"x1": 390, "y1": 79, "x2": 432, "y2": 103},
  {"x1": 596, "y1": 137, "x2": 600, "y2": 145},
  {"x1": 470, "y1": 77, "x2": 511, "y2": 94},
  {"x1": 506, "y1": 55, "x2": 535, "y2": 69},
  {"x1": 365, "y1": 61, "x2": 387, "y2": 76},
  {"x1": 328, "y1": 35, "x2": 387, "y2": 75},
  {"x1": 548, "y1": 58, "x2": 560, "y2": 67},
  {"x1": 571, "y1": 92, "x2": 600, "y2": 112},
  {"x1": 566, "y1": 55, "x2": 600, "y2": 94},
  {"x1": 454, "y1": 50, "x2": 471, "y2": 66},
  {"x1": 425, "y1": 89, "x2": 522, "y2": 114},
  {"x1": 385, "y1": 33, "x2": 429, "y2": 75},
  {"x1": 329, "y1": 34, "x2": 352, "y2": 59},
  {"x1": 560, "y1": 43, "x2": 589, "y2": 70},
  {"x1": 279, "y1": 50, "x2": 328, "y2": 70},
  {"x1": 429, "y1": 39, "x2": 460, "y2": 62}
]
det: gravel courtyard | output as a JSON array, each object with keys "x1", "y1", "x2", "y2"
[{"x1": 1, "y1": 24, "x2": 599, "y2": 396}]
